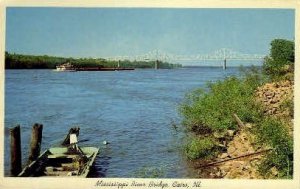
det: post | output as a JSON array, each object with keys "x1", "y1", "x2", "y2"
[
  {"x1": 118, "y1": 60, "x2": 120, "y2": 68},
  {"x1": 10, "y1": 125, "x2": 22, "y2": 176},
  {"x1": 28, "y1": 123, "x2": 43, "y2": 163},
  {"x1": 223, "y1": 59, "x2": 227, "y2": 70}
]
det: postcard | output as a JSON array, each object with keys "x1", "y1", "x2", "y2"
[{"x1": 0, "y1": 0, "x2": 299, "y2": 189}]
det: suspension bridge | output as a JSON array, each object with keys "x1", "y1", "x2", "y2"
[{"x1": 105, "y1": 48, "x2": 266, "y2": 69}]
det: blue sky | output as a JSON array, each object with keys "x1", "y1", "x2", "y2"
[{"x1": 6, "y1": 8, "x2": 294, "y2": 61}]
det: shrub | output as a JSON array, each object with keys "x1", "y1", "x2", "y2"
[
  {"x1": 185, "y1": 137, "x2": 216, "y2": 159},
  {"x1": 180, "y1": 68, "x2": 264, "y2": 134},
  {"x1": 255, "y1": 118, "x2": 293, "y2": 178},
  {"x1": 280, "y1": 98, "x2": 294, "y2": 119}
]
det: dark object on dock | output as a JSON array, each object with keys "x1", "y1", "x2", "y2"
[
  {"x1": 28, "y1": 123, "x2": 43, "y2": 164},
  {"x1": 62, "y1": 127, "x2": 80, "y2": 146},
  {"x1": 10, "y1": 125, "x2": 22, "y2": 176},
  {"x1": 17, "y1": 127, "x2": 99, "y2": 177}
]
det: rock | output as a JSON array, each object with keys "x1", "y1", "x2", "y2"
[
  {"x1": 234, "y1": 142, "x2": 244, "y2": 152},
  {"x1": 271, "y1": 108, "x2": 277, "y2": 114},
  {"x1": 219, "y1": 153, "x2": 229, "y2": 159},
  {"x1": 215, "y1": 171, "x2": 222, "y2": 177},
  {"x1": 213, "y1": 132, "x2": 226, "y2": 139},
  {"x1": 239, "y1": 172, "x2": 251, "y2": 179},
  {"x1": 227, "y1": 146, "x2": 236, "y2": 156},
  {"x1": 243, "y1": 165, "x2": 251, "y2": 171},
  {"x1": 218, "y1": 143, "x2": 226, "y2": 147},
  {"x1": 250, "y1": 159, "x2": 260, "y2": 166},
  {"x1": 270, "y1": 167, "x2": 279, "y2": 176},
  {"x1": 227, "y1": 170, "x2": 243, "y2": 178},
  {"x1": 265, "y1": 91, "x2": 275, "y2": 98},
  {"x1": 240, "y1": 147, "x2": 249, "y2": 154},
  {"x1": 221, "y1": 169, "x2": 227, "y2": 177},
  {"x1": 222, "y1": 165, "x2": 231, "y2": 172},
  {"x1": 232, "y1": 161, "x2": 243, "y2": 169},
  {"x1": 245, "y1": 123, "x2": 252, "y2": 129},
  {"x1": 227, "y1": 130, "x2": 235, "y2": 137}
]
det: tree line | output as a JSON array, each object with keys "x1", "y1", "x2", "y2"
[{"x1": 5, "y1": 52, "x2": 182, "y2": 69}]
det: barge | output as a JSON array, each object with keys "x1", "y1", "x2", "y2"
[{"x1": 56, "y1": 63, "x2": 134, "y2": 71}]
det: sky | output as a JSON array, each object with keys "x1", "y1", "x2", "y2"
[{"x1": 5, "y1": 8, "x2": 295, "y2": 64}]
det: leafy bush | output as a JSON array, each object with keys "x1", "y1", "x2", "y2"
[
  {"x1": 280, "y1": 98, "x2": 294, "y2": 118},
  {"x1": 255, "y1": 118, "x2": 293, "y2": 178},
  {"x1": 185, "y1": 137, "x2": 216, "y2": 159},
  {"x1": 180, "y1": 68, "x2": 264, "y2": 134}
]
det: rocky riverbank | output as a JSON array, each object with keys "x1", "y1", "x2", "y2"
[
  {"x1": 193, "y1": 79, "x2": 293, "y2": 179},
  {"x1": 255, "y1": 80, "x2": 294, "y2": 135}
]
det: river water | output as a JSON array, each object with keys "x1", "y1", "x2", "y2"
[{"x1": 4, "y1": 67, "x2": 240, "y2": 177}]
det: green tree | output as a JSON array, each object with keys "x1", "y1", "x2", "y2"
[
  {"x1": 263, "y1": 39, "x2": 294, "y2": 80},
  {"x1": 270, "y1": 39, "x2": 294, "y2": 62}
]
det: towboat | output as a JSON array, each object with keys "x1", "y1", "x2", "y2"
[
  {"x1": 56, "y1": 63, "x2": 76, "y2": 71},
  {"x1": 18, "y1": 128, "x2": 99, "y2": 177}
]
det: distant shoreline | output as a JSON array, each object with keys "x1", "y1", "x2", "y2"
[{"x1": 5, "y1": 52, "x2": 182, "y2": 70}]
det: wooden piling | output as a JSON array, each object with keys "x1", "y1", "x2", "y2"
[
  {"x1": 10, "y1": 125, "x2": 22, "y2": 176},
  {"x1": 28, "y1": 123, "x2": 43, "y2": 163}
]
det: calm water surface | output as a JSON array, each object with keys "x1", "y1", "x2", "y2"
[{"x1": 4, "y1": 67, "x2": 240, "y2": 177}]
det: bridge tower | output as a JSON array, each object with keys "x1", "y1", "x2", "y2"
[
  {"x1": 155, "y1": 60, "x2": 159, "y2": 69},
  {"x1": 222, "y1": 48, "x2": 227, "y2": 70},
  {"x1": 223, "y1": 58, "x2": 227, "y2": 70}
]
